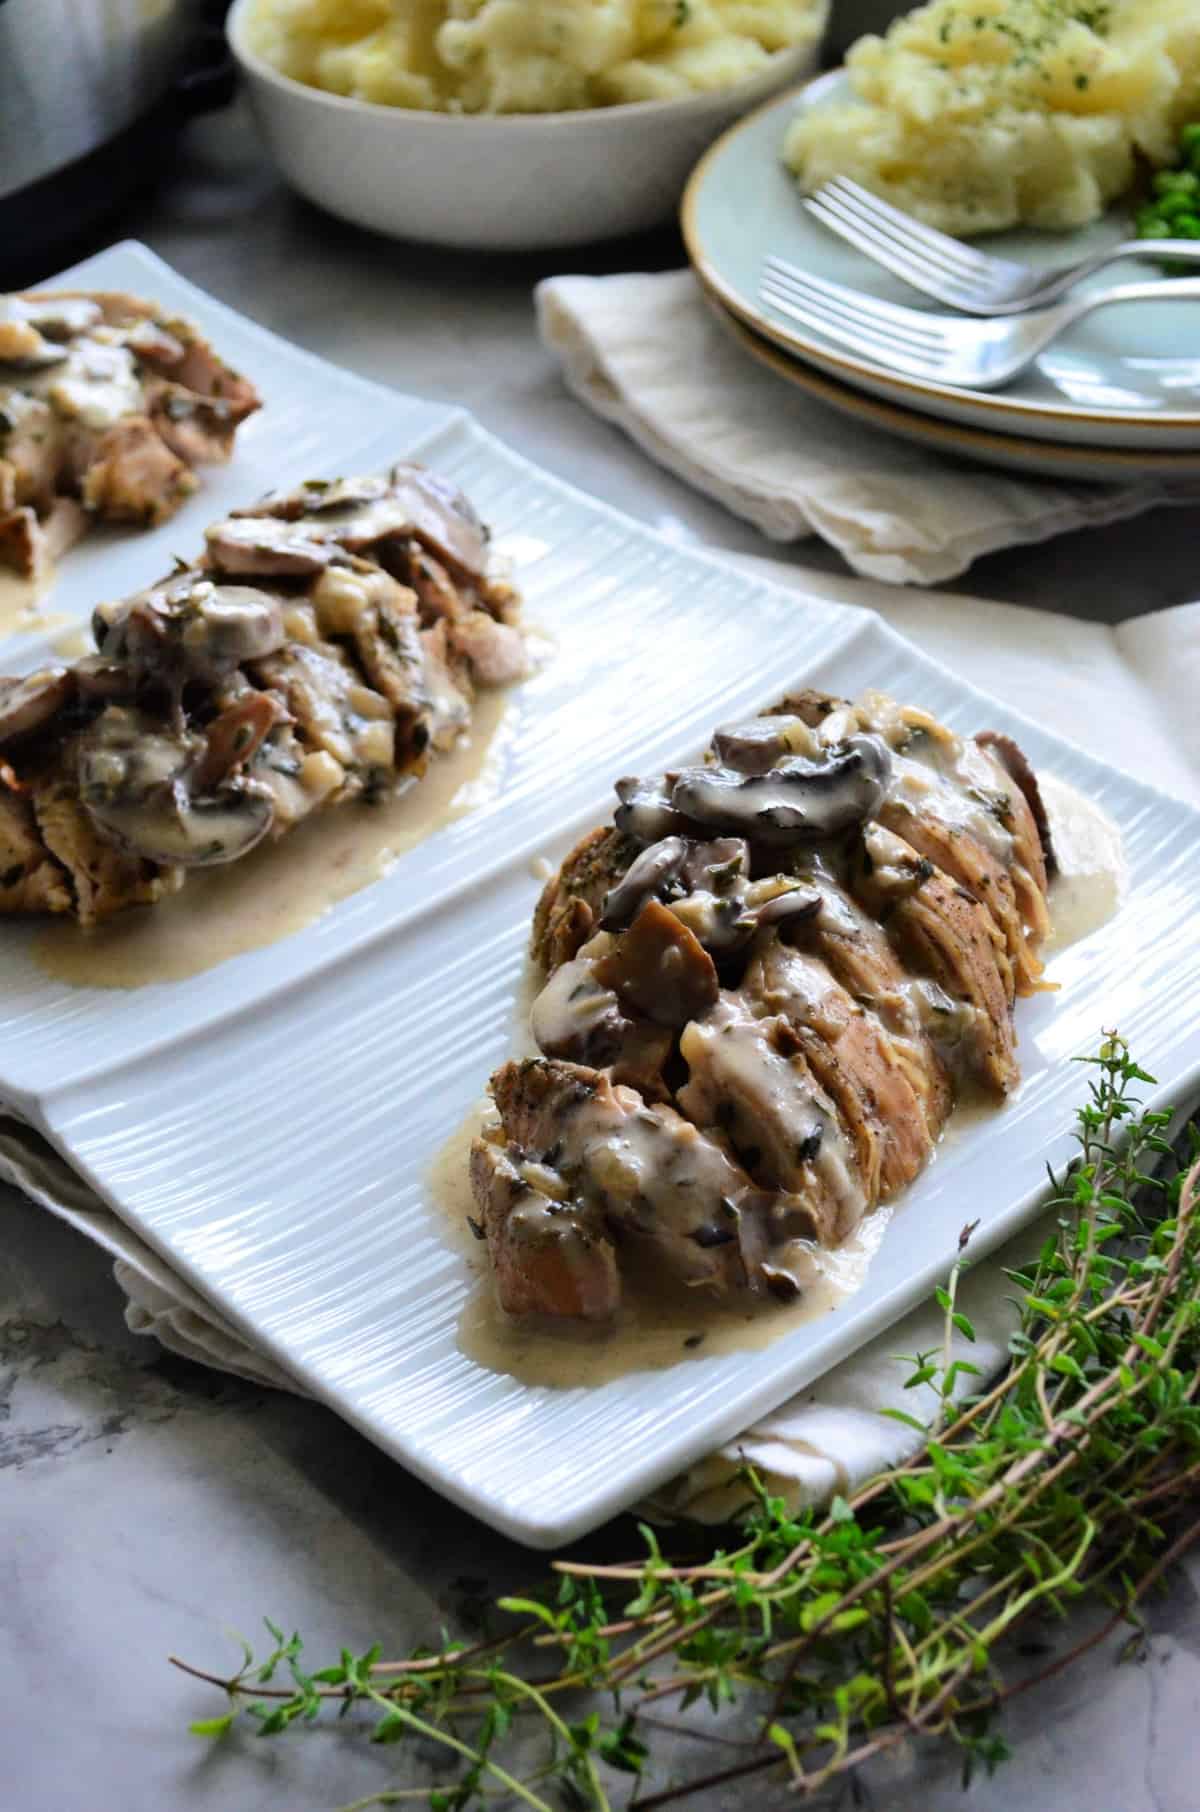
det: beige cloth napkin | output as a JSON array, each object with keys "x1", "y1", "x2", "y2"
[
  {"x1": 7, "y1": 555, "x2": 1198, "y2": 1524},
  {"x1": 536, "y1": 270, "x2": 1200, "y2": 586}
]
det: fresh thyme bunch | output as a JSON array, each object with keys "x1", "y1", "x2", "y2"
[{"x1": 178, "y1": 1037, "x2": 1200, "y2": 1810}]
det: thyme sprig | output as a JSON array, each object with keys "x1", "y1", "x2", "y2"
[{"x1": 177, "y1": 1037, "x2": 1200, "y2": 1809}]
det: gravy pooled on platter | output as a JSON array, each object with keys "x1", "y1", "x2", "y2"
[{"x1": 34, "y1": 685, "x2": 514, "y2": 988}]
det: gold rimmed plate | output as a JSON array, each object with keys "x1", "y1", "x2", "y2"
[
  {"x1": 682, "y1": 72, "x2": 1200, "y2": 453},
  {"x1": 706, "y1": 287, "x2": 1200, "y2": 482}
]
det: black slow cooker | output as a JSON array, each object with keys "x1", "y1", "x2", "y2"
[{"x1": 0, "y1": 0, "x2": 236, "y2": 286}]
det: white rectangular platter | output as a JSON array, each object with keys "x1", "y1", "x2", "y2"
[{"x1": 5, "y1": 243, "x2": 1200, "y2": 1547}]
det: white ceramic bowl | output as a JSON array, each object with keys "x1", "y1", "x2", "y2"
[{"x1": 227, "y1": 0, "x2": 823, "y2": 251}]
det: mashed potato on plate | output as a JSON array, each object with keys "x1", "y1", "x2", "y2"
[
  {"x1": 784, "y1": 0, "x2": 1200, "y2": 235},
  {"x1": 246, "y1": 0, "x2": 826, "y2": 113}
]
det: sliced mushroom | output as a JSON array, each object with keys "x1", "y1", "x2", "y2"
[
  {"x1": 78, "y1": 705, "x2": 274, "y2": 868},
  {"x1": 599, "y1": 835, "x2": 688, "y2": 930},
  {"x1": 711, "y1": 716, "x2": 815, "y2": 775},
  {"x1": 193, "y1": 691, "x2": 287, "y2": 793},
  {"x1": 530, "y1": 951, "x2": 673, "y2": 1094},
  {"x1": 94, "y1": 574, "x2": 287, "y2": 692},
  {"x1": 259, "y1": 483, "x2": 414, "y2": 552},
  {"x1": 232, "y1": 465, "x2": 490, "y2": 580},
  {"x1": 124, "y1": 317, "x2": 188, "y2": 367},
  {"x1": 739, "y1": 887, "x2": 822, "y2": 934},
  {"x1": 593, "y1": 898, "x2": 719, "y2": 1029},
  {"x1": 0, "y1": 668, "x2": 75, "y2": 746},
  {"x1": 680, "y1": 837, "x2": 749, "y2": 894},
  {"x1": 205, "y1": 515, "x2": 336, "y2": 578},
  {"x1": 613, "y1": 772, "x2": 689, "y2": 845},
  {"x1": 671, "y1": 734, "x2": 892, "y2": 846},
  {"x1": 616, "y1": 735, "x2": 892, "y2": 852},
  {"x1": 389, "y1": 463, "x2": 490, "y2": 579},
  {"x1": 236, "y1": 476, "x2": 391, "y2": 521},
  {"x1": 668, "y1": 875, "x2": 820, "y2": 955}
]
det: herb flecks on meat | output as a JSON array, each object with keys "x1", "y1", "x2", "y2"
[{"x1": 474, "y1": 689, "x2": 1055, "y2": 1320}]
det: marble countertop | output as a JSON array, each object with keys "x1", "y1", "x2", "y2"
[{"x1": 5, "y1": 102, "x2": 1198, "y2": 1812}]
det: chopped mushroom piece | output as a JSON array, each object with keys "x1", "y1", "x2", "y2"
[
  {"x1": 77, "y1": 706, "x2": 275, "y2": 869},
  {"x1": 593, "y1": 899, "x2": 718, "y2": 1029},
  {"x1": 94, "y1": 575, "x2": 287, "y2": 694},
  {"x1": 205, "y1": 515, "x2": 335, "y2": 578},
  {"x1": 0, "y1": 669, "x2": 75, "y2": 747}
]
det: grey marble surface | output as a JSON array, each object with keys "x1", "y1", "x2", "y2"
[{"x1": 5, "y1": 102, "x2": 1199, "y2": 1811}]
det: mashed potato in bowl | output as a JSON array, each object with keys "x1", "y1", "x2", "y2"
[
  {"x1": 246, "y1": 0, "x2": 827, "y2": 113},
  {"x1": 784, "y1": 0, "x2": 1200, "y2": 235}
]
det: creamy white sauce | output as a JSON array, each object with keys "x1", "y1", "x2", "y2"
[
  {"x1": 429, "y1": 1103, "x2": 894, "y2": 1387},
  {"x1": 1040, "y1": 772, "x2": 1127, "y2": 952},
  {"x1": 678, "y1": 996, "x2": 863, "y2": 1243},
  {"x1": 31, "y1": 334, "x2": 143, "y2": 431},
  {"x1": 885, "y1": 747, "x2": 1013, "y2": 863},
  {"x1": 0, "y1": 567, "x2": 64, "y2": 639},
  {"x1": 32, "y1": 687, "x2": 515, "y2": 989},
  {"x1": 49, "y1": 623, "x2": 92, "y2": 660}
]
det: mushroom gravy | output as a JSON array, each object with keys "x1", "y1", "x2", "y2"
[
  {"x1": 0, "y1": 463, "x2": 527, "y2": 931},
  {"x1": 436, "y1": 764, "x2": 1122, "y2": 1373},
  {"x1": 32, "y1": 684, "x2": 514, "y2": 988},
  {"x1": 466, "y1": 684, "x2": 1126, "y2": 1339},
  {"x1": 431, "y1": 1102, "x2": 892, "y2": 1387}
]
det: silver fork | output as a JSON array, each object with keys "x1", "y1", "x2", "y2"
[
  {"x1": 804, "y1": 175, "x2": 1200, "y2": 315},
  {"x1": 759, "y1": 258, "x2": 1200, "y2": 390}
]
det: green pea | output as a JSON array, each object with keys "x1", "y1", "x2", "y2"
[
  {"x1": 1138, "y1": 217, "x2": 1173, "y2": 238},
  {"x1": 1159, "y1": 190, "x2": 1198, "y2": 220}
]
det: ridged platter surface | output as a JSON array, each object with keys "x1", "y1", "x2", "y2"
[{"x1": 7, "y1": 244, "x2": 1200, "y2": 1546}]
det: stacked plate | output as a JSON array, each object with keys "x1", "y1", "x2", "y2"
[{"x1": 682, "y1": 72, "x2": 1200, "y2": 482}]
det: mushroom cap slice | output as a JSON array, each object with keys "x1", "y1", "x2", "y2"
[
  {"x1": 599, "y1": 835, "x2": 688, "y2": 930},
  {"x1": 593, "y1": 899, "x2": 719, "y2": 1029},
  {"x1": 10, "y1": 295, "x2": 104, "y2": 337},
  {"x1": 94, "y1": 575, "x2": 287, "y2": 689},
  {"x1": 78, "y1": 705, "x2": 274, "y2": 868},
  {"x1": 0, "y1": 319, "x2": 69, "y2": 369},
  {"x1": 672, "y1": 733, "x2": 892, "y2": 846},
  {"x1": 231, "y1": 465, "x2": 491, "y2": 580},
  {"x1": 0, "y1": 668, "x2": 75, "y2": 747},
  {"x1": 388, "y1": 463, "x2": 490, "y2": 579},
  {"x1": 711, "y1": 716, "x2": 815, "y2": 775},
  {"x1": 205, "y1": 515, "x2": 336, "y2": 578}
]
